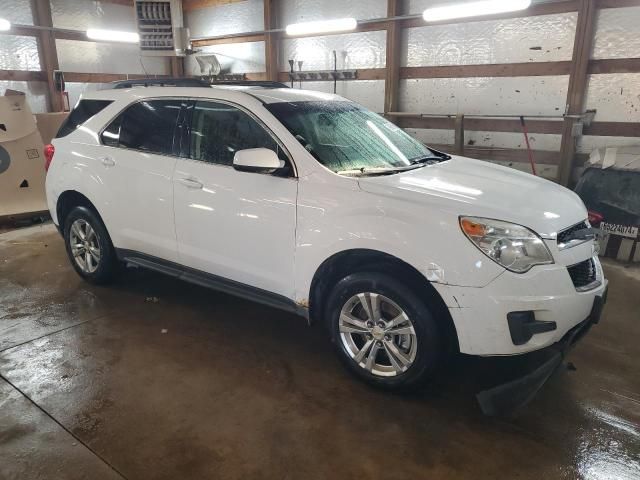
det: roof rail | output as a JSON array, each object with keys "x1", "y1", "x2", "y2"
[
  {"x1": 105, "y1": 78, "x2": 288, "y2": 89},
  {"x1": 107, "y1": 78, "x2": 211, "y2": 89},
  {"x1": 210, "y1": 81, "x2": 289, "y2": 88}
]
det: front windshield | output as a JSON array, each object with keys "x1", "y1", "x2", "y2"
[{"x1": 265, "y1": 100, "x2": 443, "y2": 175}]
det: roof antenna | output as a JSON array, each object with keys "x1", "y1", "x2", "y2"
[{"x1": 139, "y1": 56, "x2": 150, "y2": 78}]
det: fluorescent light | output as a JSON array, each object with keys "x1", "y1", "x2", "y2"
[
  {"x1": 423, "y1": 0, "x2": 531, "y2": 22},
  {"x1": 86, "y1": 28, "x2": 139, "y2": 43},
  {"x1": 285, "y1": 17, "x2": 357, "y2": 37},
  {"x1": 0, "y1": 18, "x2": 10, "y2": 31}
]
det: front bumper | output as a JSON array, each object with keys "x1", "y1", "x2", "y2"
[
  {"x1": 435, "y1": 256, "x2": 607, "y2": 356},
  {"x1": 476, "y1": 286, "x2": 607, "y2": 415}
]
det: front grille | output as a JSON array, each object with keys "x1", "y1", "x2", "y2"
[
  {"x1": 557, "y1": 221, "x2": 589, "y2": 247},
  {"x1": 567, "y1": 258, "x2": 597, "y2": 290}
]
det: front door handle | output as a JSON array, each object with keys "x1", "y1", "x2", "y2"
[
  {"x1": 177, "y1": 177, "x2": 204, "y2": 189},
  {"x1": 100, "y1": 156, "x2": 115, "y2": 167}
]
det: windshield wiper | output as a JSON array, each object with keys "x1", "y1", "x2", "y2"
[
  {"x1": 336, "y1": 165, "x2": 422, "y2": 177},
  {"x1": 410, "y1": 153, "x2": 451, "y2": 165}
]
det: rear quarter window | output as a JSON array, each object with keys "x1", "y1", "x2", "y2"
[
  {"x1": 56, "y1": 99, "x2": 113, "y2": 138},
  {"x1": 102, "y1": 99, "x2": 183, "y2": 156}
]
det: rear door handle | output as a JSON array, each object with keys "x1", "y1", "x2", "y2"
[
  {"x1": 177, "y1": 177, "x2": 204, "y2": 189},
  {"x1": 100, "y1": 156, "x2": 115, "y2": 167}
]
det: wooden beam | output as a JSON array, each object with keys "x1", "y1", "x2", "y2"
[
  {"x1": 402, "y1": 0, "x2": 579, "y2": 29},
  {"x1": 264, "y1": 0, "x2": 279, "y2": 81},
  {"x1": 170, "y1": 57, "x2": 184, "y2": 77},
  {"x1": 0, "y1": 70, "x2": 47, "y2": 81},
  {"x1": 183, "y1": 0, "x2": 246, "y2": 11},
  {"x1": 558, "y1": 0, "x2": 597, "y2": 186},
  {"x1": 589, "y1": 57, "x2": 640, "y2": 74},
  {"x1": 277, "y1": 68, "x2": 385, "y2": 83},
  {"x1": 191, "y1": 33, "x2": 265, "y2": 47},
  {"x1": 396, "y1": 116, "x2": 564, "y2": 134},
  {"x1": 597, "y1": 0, "x2": 640, "y2": 8},
  {"x1": 402, "y1": 61, "x2": 572, "y2": 79},
  {"x1": 31, "y1": 0, "x2": 63, "y2": 112},
  {"x1": 384, "y1": 0, "x2": 402, "y2": 115},
  {"x1": 584, "y1": 121, "x2": 640, "y2": 136},
  {"x1": 426, "y1": 144, "x2": 583, "y2": 166},
  {"x1": 454, "y1": 115, "x2": 465, "y2": 154}
]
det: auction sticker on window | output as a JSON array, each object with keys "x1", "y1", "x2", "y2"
[{"x1": 600, "y1": 222, "x2": 639, "y2": 239}]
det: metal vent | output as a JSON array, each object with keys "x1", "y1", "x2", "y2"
[
  {"x1": 557, "y1": 221, "x2": 590, "y2": 249},
  {"x1": 135, "y1": 0, "x2": 185, "y2": 55},
  {"x1": 567, "y1": 258, "x2": 599, "y2": 291}
]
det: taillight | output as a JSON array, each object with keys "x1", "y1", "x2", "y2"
[
  {"x1": 44, "y1": 143, "x2": 55, "y2": 172},
  {"x1": 588, "y1": 210, "x2": 603, "y2": 226}
]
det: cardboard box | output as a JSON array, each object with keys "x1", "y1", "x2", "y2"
[
  {"x1": 35, "y1": 112, "x2": 68, "y2": 145},
  {"x1": 0, "y1": 90, "x2": 50, "y2": 220}
]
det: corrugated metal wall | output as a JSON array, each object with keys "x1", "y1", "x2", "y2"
[
  {"x1": 0, "y1": 0, "x2": 45, "y2": 112},
  {"x1": 0, "y1": 0, "x2": 638, "y2": 170},
  {"x1": 580, "y1": 5, "x2": 640, "y2": 154}
]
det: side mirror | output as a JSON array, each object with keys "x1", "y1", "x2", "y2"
[{"x1": 233, "y1": 148, "x2": 283, "y2": 174}]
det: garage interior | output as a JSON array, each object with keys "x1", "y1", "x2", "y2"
[{"x1": 1, "y1": 0, "x2": 639, "y2": 479}]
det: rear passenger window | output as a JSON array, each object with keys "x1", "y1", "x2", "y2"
[
  {"x1": 56, "y1": 99, "x2": 112, "y2": 138},
  {"x1": 101, "y1": 100, "x2": 183, "y2": 155},
  {"x1": 189, "y1": 101, "x2": 284, "y2": 166}
]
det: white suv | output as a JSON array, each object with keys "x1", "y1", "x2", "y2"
[{"x1": 45, "y1": 82, "x2": 608, "y2": 391}]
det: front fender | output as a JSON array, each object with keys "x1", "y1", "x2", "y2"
[{"x1": 294, "y1": 172, "x2": 504, "y2": 304}]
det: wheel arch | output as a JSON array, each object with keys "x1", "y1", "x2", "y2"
[
  {"x1": 308, "y1": 248, "x2": 459, "y2": 353},
  {"x1": 56, "y1": 190, "x2": 107, "y2": 231}
]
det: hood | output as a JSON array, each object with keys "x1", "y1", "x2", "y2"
[{"x1": 357, "y1": 156, "x2": 587, "y2": 237}]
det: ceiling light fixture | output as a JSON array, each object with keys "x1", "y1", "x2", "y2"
[
  {"x1": 86, "y1": 28, "x2": 140, "y2": 43},
  {"x1": 423, "y1": 0, "x2": 532, "y2": 22},
  {"x1": 0, "y1": 18, "x2": 11, "y2": 31},
  {"x1": 285, "y1": 17, "x2": 357, "y2": 37}
]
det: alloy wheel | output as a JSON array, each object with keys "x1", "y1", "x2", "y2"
[
  {"x1": 339, "y1": 292, "x2": 417, "y2": 377},
  {"x1": 69, "y1": 219, "x2": 101, "y2": 274}
]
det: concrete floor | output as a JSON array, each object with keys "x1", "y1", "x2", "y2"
[{"x1": 1, "y1": 224, "x2": 639, "y2": 480}]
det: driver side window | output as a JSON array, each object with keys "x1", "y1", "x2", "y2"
[{"x1": 189, "y1": 101, "x2": 286, "y2": 167}]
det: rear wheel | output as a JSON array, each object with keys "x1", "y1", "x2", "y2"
[
  {"x1": 327, "y1": 272, "x2": 442, "y2": 391},
  {"x1": 63, "y1": 206, "x2": 117, "y2": 284}
]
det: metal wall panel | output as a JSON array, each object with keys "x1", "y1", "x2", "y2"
[
  {"x1": 399, "y1": 76, "x2": 570, "y2": 116},
  {"x1": 186, "y1": 0, "x2": 264, "y2": 38},
  {"x1": 593, "y1": 6, "x2": 640, "y2": 59},
  {"x1": 294, "y1": 80, "x2": 385, "y2": 112},
  {"x1": 51, "y1": 0, "x2": 137, "y2": 31},
  {"x1": 65, "y1": 82, "x2": 111, "y2": 109},
  {"x1": 405, "y1": 127, "x2": 454, "y2": 146},
  {"x1": 280, "y1": 31, "x2": 387, "y2": 71},
  {"x1": 585, "y1": 73, "x2": 640, "y2": 123},
  {"x1": 279, "y1": 0, "x2": 386, "y2": 26},
  {"x1": 0, "y1": 35, "x2": 40, "y2": 71},
  {"x1": 186, "y1": 42, "x2": 266, "y2": 75},
  {"x1": 0, "y1": 0, "x2": 34, "y2": 24},
  {"x1": 464, "y1": 131, "x2": 562, "y2": 151},
  {"x1": 0, "y1": 81, "x2": 48, "y2": 113},
  {"x1": 56, "y1": 39, "x2": 170, "y2": 75},
  {"x1": 403, "y1": 13, "x2": 577, "y2": 67}
]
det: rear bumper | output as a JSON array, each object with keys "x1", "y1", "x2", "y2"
[
  {"x1": 476, "y1": 287, "x2": 607, "y2": 416},
  {"x1": 435, "y1": 256, "x2": 607, "y2": 355}
]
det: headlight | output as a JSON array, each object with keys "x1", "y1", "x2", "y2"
[{"x1": 459, "y1": 216, "x2": 553, "y2": 273}]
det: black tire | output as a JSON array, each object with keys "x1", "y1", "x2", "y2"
[
  {"x1": 63, "y1": 206, "x2": 118, "y2": 285},
  {"x1": 326, "y1": 272, "x2": 442, "y2": 391}
]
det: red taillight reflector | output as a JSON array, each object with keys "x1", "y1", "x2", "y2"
[
  {"x1": 44, "y1": 143, "x2": 55, "y2": 171},
  {"x1": 588, "y1": 210, "x2": 603, "y2": 226}
]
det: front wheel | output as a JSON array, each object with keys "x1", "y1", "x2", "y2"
[{"x1": 326, "y1": 272, "x2": 443, "y2": 391}]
